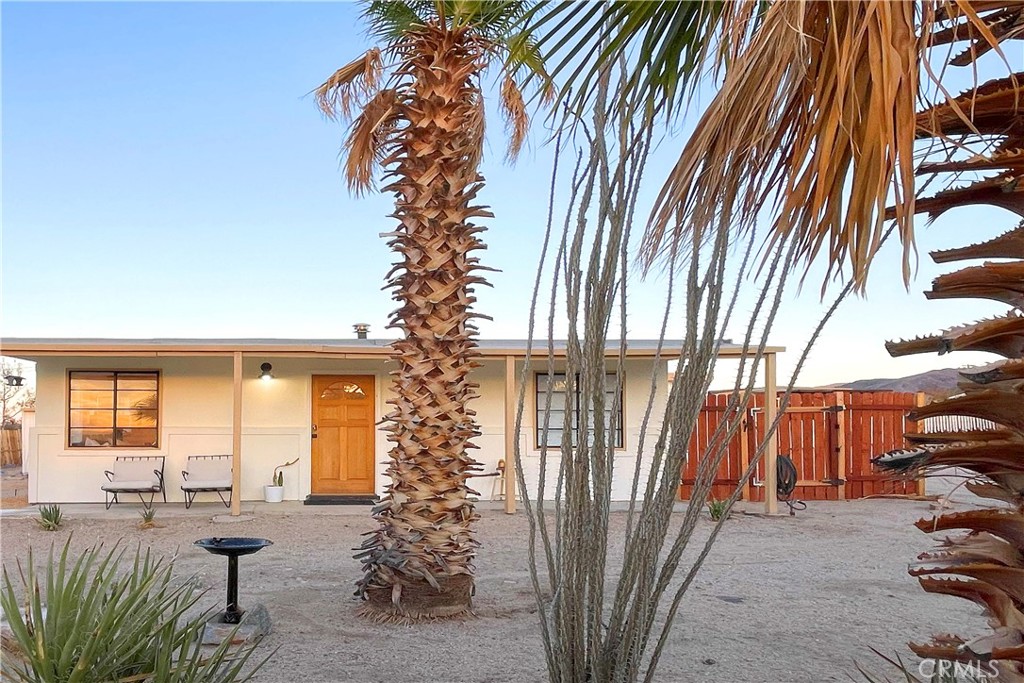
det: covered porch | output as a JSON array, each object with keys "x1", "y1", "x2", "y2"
[{"x1": 4, "y1": 338, "x2": 783, "y2": 516}]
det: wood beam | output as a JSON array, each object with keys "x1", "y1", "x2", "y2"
[
  {"x1": 231, "y1": 352, "x2": 242, "y2": 517},
  {"x1": 504, "y1": 355, "x2": 516, "y2": 514},
  {"x1": 763, "y1": 353, "x2": 779, "y2": 515}
]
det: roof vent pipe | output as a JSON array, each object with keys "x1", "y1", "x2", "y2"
[{"x1": 353, "y1": 323, "x2": 370, "y2": 340}]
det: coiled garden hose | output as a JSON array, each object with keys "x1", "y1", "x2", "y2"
[{"x1": 777, "y1": 454, "x2": 807, "y2": 516}]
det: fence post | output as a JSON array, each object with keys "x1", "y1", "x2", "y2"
[
  {"x1": 914, "y1": 391, "x2": 927, "y2": 497},
  {"x1": 763, "y1": 353, "x2": 779, "y2": 515},
  {"x1": 739, "y1": 403, "x2": 751, "y2": 502},
  {"x1": 834, "y1": 391, "x2": 846, "y2": 500}
]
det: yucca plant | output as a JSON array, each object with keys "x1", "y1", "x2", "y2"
[
  {"x1": 36, "y1": 505, "x2": 62, "y2": 532},
  {"x1": 706, "y1": 498, "x2": 728, "y2": 522},
  {"x1": 0, "y1": 540, "x2": 269, "y2": 683},
  {"x1": 315, "y1": 0, "x2": 548, "y2": 620},
  {"x1": 138, "y1": 507, "x2": 159, "y2": 530}
]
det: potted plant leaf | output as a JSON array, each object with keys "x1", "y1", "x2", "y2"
[{"x1": 263, "y1": 458, "x2": 298, "y2": 503}]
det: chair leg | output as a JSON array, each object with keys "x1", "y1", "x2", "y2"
[
  {"x1": 105, "y1": 491, "x2": 114, "y2": 510},
  {"x1": 184, "y1": 491, "x2": 193, "y2": 510},
  {"x1": 216, "y1": 490, "x2": 230, "y2": 508},
  {"x1": 137, "y1": 491, "x2": 156, "y2": 510}
]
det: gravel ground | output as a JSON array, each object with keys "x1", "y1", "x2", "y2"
[{"x1": 0, "y1": 499, "x2": 989, "y2": 683}]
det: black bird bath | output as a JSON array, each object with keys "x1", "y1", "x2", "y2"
[{"x1": 194, "y1": 537, "x2": 272, "y2": 624}]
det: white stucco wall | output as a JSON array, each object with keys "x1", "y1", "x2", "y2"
[
  {"x1": 24, "y1": 355, "x2": 668, "y2": 504},
  {"x1": 513, "y1": 358, "x2": 669, "y2": 502}
]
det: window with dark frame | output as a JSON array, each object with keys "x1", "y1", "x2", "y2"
[
  {"x1": 535, "y1": 372, "x2": 624, "y2": 448},
  {"x1": 68, "y1": 371, "x2": 159, "y2": 448}
]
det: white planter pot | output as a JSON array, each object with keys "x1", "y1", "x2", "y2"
[{"x1": 264, "y1": 485, "x2": 284, "y2": 503}]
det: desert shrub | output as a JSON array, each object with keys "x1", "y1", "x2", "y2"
[
  {"x1": 36, "y1": 506, "x2": 62, "y2": 532},
  {"x1": 138, "y1": 507, "x2": 158, "y2": 530},
  {"x1": 706, "y1": 498, "x2": 728, "y2": 521},
  {"x1": 0, "y1": 540, "x2": 269, "y2": 682}
]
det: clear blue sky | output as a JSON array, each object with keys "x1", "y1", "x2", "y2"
[{"x1": 1, "y1": 2, "x2": 1015, "y2": 388}]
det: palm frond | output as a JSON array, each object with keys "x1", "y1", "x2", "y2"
[
  {"x1": 500, "y1": 74, "x2": 528, "y2": 160},
  {"x1": 362, "y1": 1, "x2": 433, "y2": 41},
  {"x1": 314, "y1": 48, "x2": 384, "y2": 121},
  {"x1": 363, "y1": 1, "x2": 534, "y2": 43},
  {"x1": 643, "y1": 1, "x2": 925, "y2": 292},
  {"x1": 344, "y1": 88, "x2": 401, "y2": 195},
  {"x1": 467, "y1": 87, "x2": 486, "y2": 172},
  {"x1": 527, "y1": 1, "x2": 764, "y2": 118}
]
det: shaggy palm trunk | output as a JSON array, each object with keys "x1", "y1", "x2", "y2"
[
  {"x1": 355, "y1": 25, "x2": 488, "y2": 619},
  {"x1": 870, "y1": 7, "x2": 1024, "y2": 675}
]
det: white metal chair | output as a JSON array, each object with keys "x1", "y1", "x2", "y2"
[
  {"x1": 180, "y1": 455, "x2": 232, "y2": 509},
  {"x1": 102, "y1": 456, "x2": 166, "y2": 510}
]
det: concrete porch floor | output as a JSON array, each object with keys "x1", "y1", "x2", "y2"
[
  {"x1": 0, "y1": 498, "x2": 709, "y2": 520},
  {"x1": 0, "y1": 499, "x2": 531, "y2": 520}
]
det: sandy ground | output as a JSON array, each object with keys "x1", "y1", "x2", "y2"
[
  {"x1": 0, "y1": 499, "x2": 990, "y2": 683},
  {"x1": 0, "y1": 467, "x2": 28, "y2": 509}
]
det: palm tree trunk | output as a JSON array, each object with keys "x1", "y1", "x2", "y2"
[{"x1": 356, "y1": 23, "x2": 489, "y2": 620}]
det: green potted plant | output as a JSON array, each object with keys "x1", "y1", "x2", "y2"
[{"x1": 263, "y1": 458, "x2": 298, "y2": 503}]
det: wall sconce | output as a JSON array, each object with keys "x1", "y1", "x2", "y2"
[
  {"x1": 258, "y1": 363, "x2": 274, "y2": 381},
  {"x1": 4, "y1": 375, "x2": 25, "y2": 387}
]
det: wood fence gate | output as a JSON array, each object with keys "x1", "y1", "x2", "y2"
[
  {"x1": 679, "y1": 391, "x2": 925, "y2": 501},
  {"x1": 1, "y1": 427, "x2": 22, "y2": 467}
]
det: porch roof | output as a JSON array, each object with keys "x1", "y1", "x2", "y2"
[{"x1": 1, "y1": 337, "x2": 783, "y2": 360}]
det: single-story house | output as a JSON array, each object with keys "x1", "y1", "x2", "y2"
[{"x1": 1, "y1": 337, "x2": 783, "y2": 513}]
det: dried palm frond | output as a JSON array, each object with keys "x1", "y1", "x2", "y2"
[
  {"x1": 314, "y1": 49, "x2": 384, "y2": 121},
  {"x1": 343, "y1": 88, "x2": 400, "y2": 195},
  {"x1": 962, "y1": 358, "x2": 1024, "y2": 384},
  {"x1": 925, "y1": 260, "x2": 1024, "y2": 308},
  {"x1": 886, "y1": 313, "x2": 1024, "y2": 357},
  {"x1": 919, "y1": 147, "x2": 1024, "y2": 174},
  {"x1": 643, "y1": 0, "x2": 924, "y2": 291},
  {"x1": 499, "y1": 74, "x2": 528, "y2": 160},
  {"x1": 915, "y1": 72, "x2": 1024, "y2": 138},
  {"x1": 898, "y1": 172, "x2": 1024, "y2": 220},
  {"x1": 932, "y1": 221, "x2": 1024, "y2": 262}
]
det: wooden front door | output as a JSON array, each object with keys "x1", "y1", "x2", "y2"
[{"x1": 312, "y1": 375, "x2": 375, "y2": 495}]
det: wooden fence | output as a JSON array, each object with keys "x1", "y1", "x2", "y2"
[
  {"x1": 1, "y1": 428, "x2": 22, "y2": 467},
  {"x1": 679, "y1": 390, "x2": 925, "y2": 501}
]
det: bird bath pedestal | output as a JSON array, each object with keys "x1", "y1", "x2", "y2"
[{"x1": 194, "y1": 537, "x2": 273, "y2": 645}]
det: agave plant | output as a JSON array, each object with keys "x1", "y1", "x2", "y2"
[
  {"x1": 0, "y1": 540, "x2": 269, "y2": 682},
  {"x1": 138, "y1": 506, "x2": 159, "y2": 530},
  {"x1": 869, "y1": 6, "x2": 1024, "y2": 678},
  {"x1": 36, "y1": 505, "x2": 62, "y2": 532}
]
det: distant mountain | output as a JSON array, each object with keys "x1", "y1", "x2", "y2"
[{"x1": 831, "y1": 367, "x2": 962, "y2": 395}]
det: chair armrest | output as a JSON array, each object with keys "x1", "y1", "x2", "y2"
[
  {"x1": 154, "y1": 469, "x2": 165, "y2": 488},
  {"x1": 181, "y1": 470, "x2": 189, "y2": 481},
  {"x1": 104, "y1": 470, "x2": 115, "y2": 482}
]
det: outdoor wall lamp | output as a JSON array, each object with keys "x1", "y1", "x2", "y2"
[
  {"x1": 4, "y1": 375, "x2": 25, "y2": 387},
  {"x1": 258, "y1": 363, "x2": 274, "y2": 381}
]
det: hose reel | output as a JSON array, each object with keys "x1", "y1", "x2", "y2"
[{"x1": 777, "y1": 453, "x2": 807, "y2": 515}]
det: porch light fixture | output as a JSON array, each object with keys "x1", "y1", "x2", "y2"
[
  {"x1": 258, "y1": 363, "x2": 273, "y2": 381},
  {"x1": 4, "y1": 375, "x2": 24, "y2": 387}
]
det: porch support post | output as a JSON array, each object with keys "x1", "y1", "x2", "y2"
[
  {"x1": 914, "y1": 391, "x2": 927, "y2": 497},
  {"x1": 503, "y1": 355, "x2": 516, "y2": 514},
  {"x1": 231, "y1": 352, "x2": 243, "y2": 517},
  {"x1": 763, "y1": 352, "x2": 779, "y2": 515}
]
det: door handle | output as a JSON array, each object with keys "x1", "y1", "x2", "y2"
[{"x1": 311, "y1": 424, "x2": 318, "y2": 439}]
